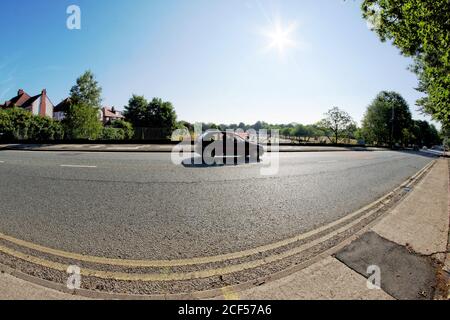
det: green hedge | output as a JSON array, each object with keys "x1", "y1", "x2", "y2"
[
  {"x1": 0, "y1": 107, "x2": 64, "y2": 141},
  {"x1": 100, "y1": 127, "x2": 126, "y2": 140},
  {"x1": 0, "y1": 107, "x2": 137, "y2": 142},
  {"x1": 110, "y1": 120, "x2": 134, "y2": 140}
]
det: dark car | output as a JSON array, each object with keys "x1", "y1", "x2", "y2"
[{"x1": 195, "y1": 130, "x2": 265, "y2": 162}]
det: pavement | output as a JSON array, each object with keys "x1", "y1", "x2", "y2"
[
  {"x1": 0, "y1": 272, "x2": 84, "y2": 300},
  {"x1": 234, "y1": 158, "x2": 450, "y2": 300},
  {"x1": 0, "y1": 151, "x2": 447, "y2": 299}
]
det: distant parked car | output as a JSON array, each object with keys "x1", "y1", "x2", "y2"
[
  {"x1": 432, "y1": 145, "x2": 444, "y2": 151},
  {"x1": 195, "y1": 130, "x2": 265, "y2": 162}
]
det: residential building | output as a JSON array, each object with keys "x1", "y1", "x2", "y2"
[
  {"x1": 53, "y1": 97, "x2": 72, "y2": 121},
  {"x1": 100, "y1": 107, "x2": 125, "y2": 125},
  {"x1": 1, "y1": 89, "x2": 54, "y2": 118}
]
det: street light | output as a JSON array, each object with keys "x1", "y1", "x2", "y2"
[{"x1": 391, "y1": 105, "x2": 395, "y2": 149}]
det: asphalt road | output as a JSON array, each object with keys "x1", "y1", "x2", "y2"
[{"x1": 0, "y1": 150, "x2": 435, "y2": 260}]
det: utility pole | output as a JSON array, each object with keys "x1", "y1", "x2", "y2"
[{"x1": 391, "y1": 105, "x2": 395, "y2": 149}]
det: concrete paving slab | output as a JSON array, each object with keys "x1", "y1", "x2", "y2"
[
  {"x1": 335, "y1": 232, "x2": 437, "y2": 300},
  {"x1": 233, "y1": 257, "x2": 393, "y2": 300},
  {"x1": 372, "y1": 159, "x2": 449, "y2": 256},
  {"x1": 0, "y1": 272, "x2": 85, "y2": 300},
  {"x1": 445, "y1": 254, "x2": 450, "y2": 273}
]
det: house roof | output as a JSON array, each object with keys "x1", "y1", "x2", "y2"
[
  {"x1": 21, "y1": 94, "x2": 41, "y2": 109},
  {"x1": 54, "y1": 97, "x2": 72, "y2": 113},
  {"x1": 2, "y1": 89, "x2": 43, "y2": 110},
  {"x1": 102, "y1": 107, "x2": 124, "y2": 119},
  {"x1": 3, "y1": 89, "x2": 32, "y2": 108}
]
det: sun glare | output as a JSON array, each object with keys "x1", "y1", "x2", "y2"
[{"x1": 264, "y1": 19, "x2": 297, "y2": 55}]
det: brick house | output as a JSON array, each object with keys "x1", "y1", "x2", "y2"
[
  {"x1": 100, "y1": 107, "x2": 125, "y2": 125},
  {"x1": 53, "y1": 97, "x2": 72, "y2": 121},
  {"x1": 0, "y1": 89, "x2": 54, "y2": 118}
]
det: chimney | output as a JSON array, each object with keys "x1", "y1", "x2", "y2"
[
  {"x1": 39, "y1": 89, "x2": 47, "y2": 117},
  {"x1": 18, "y1": 89, "x2": 24, "y2": 96}
]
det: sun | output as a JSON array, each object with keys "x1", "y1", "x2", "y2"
[{"x1": 264, "y1": 19, "x2": 297, "y2": 54}]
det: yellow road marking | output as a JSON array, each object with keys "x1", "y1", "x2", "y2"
[
  {"x1": 0, "y1": 161, "x2": 435, "y2": 270},
  {"x1": 0, "y1": 204, "x2": 386, "y2": 282},
  {"x1": 0, "y1": 188, "x2": 398, "y2": 268},
  {"x1": 0, "y1": 196, "x2": 380, "y2": 268},
  {"x1": 0, "y1": 244, "x2": 68, "y2": 272},
  {"x1": 221, "y1": 287, "x2": 240, "y2": 300}
]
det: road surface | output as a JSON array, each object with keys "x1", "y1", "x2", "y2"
[{"x1": 0, "y1": 150, "x2": 435, "y2": 260}]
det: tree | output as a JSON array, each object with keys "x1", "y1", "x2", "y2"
[
  {"x1": 70, "y1": 70, "x2": 102, "y2": 108},
  {"x1": 280, "y1": 127, "x2": 293, "y2": 137},
  {"x1": 362, "y1": 0, "x2": 450, "y2": 126},
  {"x1": 344, "y1": 122, "x2": 359, "y2": 142},
  {"x1": 177, "y1": 121, "x2": 194, "y2": 133},
  {"x1": 205, "y1": 123, "x2": 218, "y2": 130},
  {"x1": 144, "y1": 98, "x2": 177, "y2": 130},
  {"x1": 238, "y1": 122, "x2": 247, "y2": 130},
  {"x1": 361, "y1": 91, "x2": 412, "y2": 146},
  {"x1": 410, "y1": 120, "x2": 440, "y2": 147},
  {"x1": 318, "y1": 107, "x2": 355, "y2": 144},
  {"x1": 124, "y1": 96, "x2": 177, "y2": 132},
  {"x1": 123, "y1": 95, "x2": 148, "y2": 127},
  {"x1": 63, "y1": 103, "x2": 103, "y2": 140}
]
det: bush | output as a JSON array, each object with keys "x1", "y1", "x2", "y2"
[
  {"x1": 0, "y1": 107, "x2": 64, "y2": 141},
  {"x1": 100, "y1": 127, "x2": 126, "y2": 140},
  {"x1": 111, "y1": 120, "x2": 134, "y2": 140},
  {"x1": 29, "y1": 116, "x2": 64, "y2": 141}
]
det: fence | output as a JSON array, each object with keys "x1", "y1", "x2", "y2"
[{"x1": 133, "y1": 127, "x2": 172, "y2": 141}]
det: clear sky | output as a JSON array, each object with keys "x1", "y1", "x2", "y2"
[{"x1": 0, "y1": 0, "x2": 438, "y2": 127}]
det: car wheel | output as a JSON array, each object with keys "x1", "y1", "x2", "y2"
[{"x1": 249, "y1": 149, "x2": 259, "y2": 162}]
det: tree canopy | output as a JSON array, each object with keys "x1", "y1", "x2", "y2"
[
  {"x1": 70, "y1": 70, "x2": 102, "y2": 109},
  {"x1": 361, "y1": 91, "x2": 413, "y2": 146},
  {"x1": 362, "y1": 0, "x2": 450, "y2": 127},
  {"x1": 63, "y1": 103, "x2": 103, "y2": 140},
  {"x1": 410, "y1": 120, "x2": 440, "y2": 147},
  {"x1": 124, "y1": 96, "x2": 177, "y2": 131},
  {"x1": 318, "y1": 107, "x2": 355, "y2": 144}
]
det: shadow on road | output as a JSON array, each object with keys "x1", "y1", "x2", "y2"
[
  {"x1": 394, "y1": 150, "x2": 442, "y2": 159},
  {"x1": 2, "y1": 144, "x2": 54, "y2": 150},
  {"x1": 181, "y1": 156, "x2": 261, "y2": 168}
]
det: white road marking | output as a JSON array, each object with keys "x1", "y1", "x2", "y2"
[
  {"x1": 318, "y1": 160, "x2": 338, "y2": 164},
  {"x1": 0, "y1": 161, "x2": 4, "y2": 163},
  {"x1": 106, "y1": 146, "x2": 142, "y2": 150},
  {"x1": 60, "y1": 164, "x2": 97, "y2": 168}
]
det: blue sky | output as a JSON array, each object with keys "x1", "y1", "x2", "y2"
[{"x1": 0, "y1": 0, "x2": 437, "y2": 127}]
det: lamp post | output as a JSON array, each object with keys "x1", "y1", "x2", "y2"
[{"x1": 391, "y1": 105, "x2": 395, "y2": 149}]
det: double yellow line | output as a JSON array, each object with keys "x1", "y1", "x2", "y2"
[
  {"x1": 0, "y1": 161, "x2": 436, "y2": 282},
  {"x1": 0, "y1": 200, "x2": 392, "y2": 281}
]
